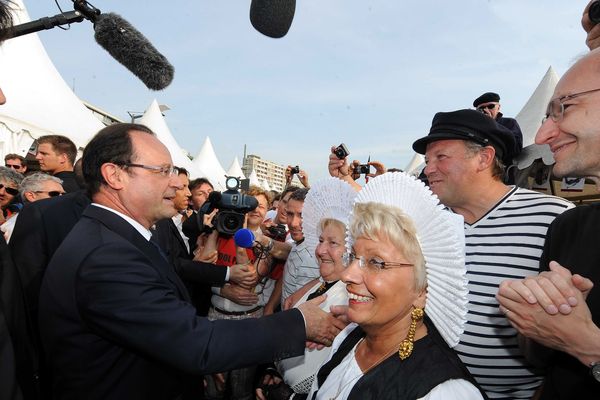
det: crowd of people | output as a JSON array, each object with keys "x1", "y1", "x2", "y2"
[{"x1": 1, "y1": 1, "x2": 600, "y2": 400}]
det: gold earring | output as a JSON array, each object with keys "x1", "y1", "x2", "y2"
[{"x1": 398, "y1": 307, "x2": 424, "y2": 360}]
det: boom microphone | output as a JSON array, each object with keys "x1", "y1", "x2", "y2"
[
  {"x1": 93, "y1": 13, "x2": 174, "y2": 90},
  {"x1": 234, "y1": 229, "x2": 255, "y2": 249},
  {"x1": 250, "y1": 0, "x2": 296, "y2": 38}
]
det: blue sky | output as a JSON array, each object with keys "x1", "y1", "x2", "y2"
[{"x1": 24, "y1": 0, "x2": 589, "y2": 180}]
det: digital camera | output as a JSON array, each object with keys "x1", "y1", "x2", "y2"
[
  {"x1": 354, "y1": 164, "x2": 370, "y2": 175},
  {"x1": 334, "y1": 143, "x2": 350, "y2": 159},
  {"x1": 267, "y1": 224, "x2": 287, "y2": 241}
]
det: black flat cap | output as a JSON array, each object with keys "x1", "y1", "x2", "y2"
[
  {"x1": 412, "y1": 109, "x2": 516, "y2": 161},
  {"x1": 473, "y1": 92, "x2": 500, "y2": 107}
]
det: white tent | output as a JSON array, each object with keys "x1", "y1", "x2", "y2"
[
  {"x1": 226, "y1": 156, "x2": 246, "y2": 179},
  {"x1": 404, "y1": 153, "x2": 425, "y2": 176},
  {"x1": 192, "y1": 137, "x2": 227, "y2": 190},
  {"x1": 0, "y1": 0, "x2": 104, "y2": 157},
  {"x1": 137, "y1": 99, "x2": 206, "y2": 178},
  {"x1": 247, "y1": 169, "x2": 260, "y2": 187},
  {"x1": 515, "y1": 66, "x2": 559, "y2": 169},
  {"x1": 261, "y1": 179, "x2": 271, "y2": 191}
]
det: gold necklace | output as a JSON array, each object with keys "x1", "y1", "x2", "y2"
[{"x1": 328, "y1": 337, "x2": 402, "y2": 400}]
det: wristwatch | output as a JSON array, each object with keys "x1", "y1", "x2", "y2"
[{"x1": 591, "y1": 361, "x2": 600, "y2": 382}]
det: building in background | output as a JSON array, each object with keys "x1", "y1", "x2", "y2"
[{"x1": 242, "y1": 154, "x2": 285, "y2": 192}]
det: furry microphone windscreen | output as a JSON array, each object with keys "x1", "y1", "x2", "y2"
[
  {"x1": 94, "y1": 13, "x2": 174, "y2": 91},
  {"x1": 250, "y1": 0, "x2": 296, "y2": 38}
]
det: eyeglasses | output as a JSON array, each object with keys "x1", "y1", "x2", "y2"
[
  {"x1": 476, "y1": 104, "x2": 497, "y2": 111},
  {"x1": 34, "y1": 190, "x2": 65, "y2": 197},
  {"x1": 342, "y1": 252, "x2": 414, "y2": 273},
  {"x1": 544, "y1": 87, "x2": 600, "y2": 123},
  {"x1": 122, "y1": 163, "x2": 180, "y2": 177},
  {"x1": 5, "y1": 163, "x2": 23, "y2": 170},
  {"x1": 0, "y1": 184, "x2": 19, "y2": 196}
]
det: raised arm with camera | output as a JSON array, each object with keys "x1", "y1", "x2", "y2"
[
  {"x1": 286, "y1": 165, "x2": 309, "y2": 188},
  {"x1": 327, "y1": 144, "x2": 362, "y2": 191}
]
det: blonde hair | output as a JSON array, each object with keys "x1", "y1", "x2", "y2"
[
  {"x1": 350, "y1": 202, "x2": 427, "y2": 291},
  {"x1": 246, "y1": 185, "x2": 271, "y2": 208},
  {"x1": 318, "y1": 218, "x2": 346, "y2": 237}
]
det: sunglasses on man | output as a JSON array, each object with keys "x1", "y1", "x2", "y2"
[
  {"x1": 5, "y1": 163, "x2": 23, "y2": 170},
  {"x1": 34, "y1": 190, "x2": 65, "y2": 197},
  {"x1": 477, "y1": 104, "x2": 497, "y2": 111},
  {"x1": 0, "y1": 183, "x2": 19, "y2": 196}
]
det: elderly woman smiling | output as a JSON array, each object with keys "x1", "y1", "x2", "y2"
[
  {"x1": 308, "y1": 173, "x2": 485, "y2": 400},
  {"x1": 257, "y1": 178, "x2": 356, "y2": 399}
]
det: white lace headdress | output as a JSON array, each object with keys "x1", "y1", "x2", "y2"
[{"x1": 349, "y1": 172, "x2": 468, "y2": 347}]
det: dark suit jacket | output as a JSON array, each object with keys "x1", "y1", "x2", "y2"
[
  {"x1": 53, "y1": 171, "x2": 82, "y2": 193},
  {"x1": 39, "y1": 206, "x2": 305, "y2": 400},
  {"x1": 0, "y1": 234, "x2": 36, "y2": 400},
  {"x1": 10, "y1": 190, "x2": 91, "y2": 330},
  {"x1": 153, "y1": 217, "x2": 226, "y2": 286},
  {"x1": 153, "y1": 217, "x2": 225, "y2": 316}
]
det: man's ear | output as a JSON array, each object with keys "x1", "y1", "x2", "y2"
[
  {"x1": 100, "y1": 163, "x2": 125, "y2": 190},
  {"x1": 477, "y1": 146, "x2": 496, "y2": 172},
  {"x1": 58, "y1": 152, "x2": 68, "y2": 165},
  {"x1": 23, "y1": 191, "x2": 36, "y2": 203}
]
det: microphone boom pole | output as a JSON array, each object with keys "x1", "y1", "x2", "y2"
[{"x1": 3, "y1": 11, "x2": 86, "y2": 39}]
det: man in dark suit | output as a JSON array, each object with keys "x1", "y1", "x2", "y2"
[
  {"x1": 38, "y1": 123, "x2": 343, "y2": 400},
  {"x1": 153, "y1": 167, "x2": 256, "y2": 316}
]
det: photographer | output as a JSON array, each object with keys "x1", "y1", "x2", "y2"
[
  {"x1": 199, "y1": 186, "x2": 275, "y2": 400},
  {"x1": 285, "y1": 165, "x2": 309, "y2": 188},
  {"x1": 260, "y1": 186, "x2": 299, "y2": 315},
  {"x1": 327, "y1": 145, "x2": 386, "y2": 190}
]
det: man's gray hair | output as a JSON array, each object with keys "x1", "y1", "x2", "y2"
[
  {"x1": 19, "y1": 172, "x2": 63, "y2": 199},
  {"x1": 0, "y1": 165, "x2": 24, "y2": 186}
]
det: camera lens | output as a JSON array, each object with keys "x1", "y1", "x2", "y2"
[
  {"x1": 224, "y1": 215, "x2": 239, "y2": 230},
  {"x1": 591, "y1": 1, "x2": 600, "y2": 24}
]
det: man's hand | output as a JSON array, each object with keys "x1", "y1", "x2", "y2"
[
  {"x1": 261, "y1": 218, "x2": 275, "y2": 236},
  {"x1": 328, "y1": 146, "x2": 351, "y2": 178},
  {"x1": 329, "y1": 304, "x2": 349, "y2": 324},
  {"x1": 220, "y1": 284, "x2": 259, "y2": 306},
  {"x1": 583, "y1": 1, "x2": 600, "y2": 50},
  {"x1": 193, "y1": 248, "x2": 218, "y2": 263},
  {"x1": 229, "y1": 263, "x2": 258, "y2": 289},
  {"x1": 285, "y1": 165, "x2": 294, "y2": 185},
  {"x1": 297, "y1": 294, "x2": 348, "y2": 346},
  {"x1": 297, "y1": 169, "x2": 309, "y2": 188},
  {"x1": 497, "y1": 261, "x2": 594, "y2": 315},
  {"x1": 497, "y1": 282, "x2": 600, "y2": 366},
  {"x1": 367, "y1": 160, "x2": 387, "y2": 178}
]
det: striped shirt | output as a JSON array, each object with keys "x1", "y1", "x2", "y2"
[
  {"x1": 281, "y1": 240, "x2": 320, "y2": 304},
  {"x1": 454, "y1": 187, "x2": 574, "y2": 399}
]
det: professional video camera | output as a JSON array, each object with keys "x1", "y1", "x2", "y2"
[{"x1": 197, "y1": 176, "x2": 258, "y2": 236}]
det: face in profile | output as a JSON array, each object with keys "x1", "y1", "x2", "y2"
[
  {"x1": 24, "y1": 180, "x2": 65, "y2": 202},
  {"x1": 173, "y1": 174, "x2": 191, "y2": 212},
  {"x1": 535, "y1": 54, "x2": 600, "y2": 180},
  {"x1": 120, "y1": 131, "x2": 182, "y2": 228},
  {"x1": 35, "y1": 143, "x2": 64, "y2": 173}
]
